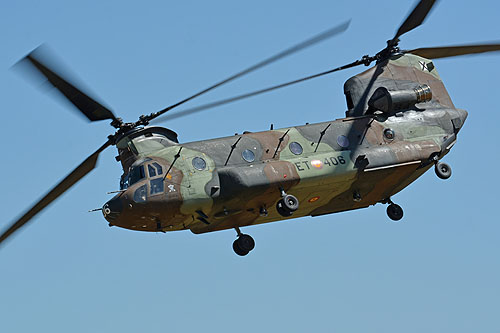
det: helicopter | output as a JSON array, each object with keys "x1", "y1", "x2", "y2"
[{"x1": 1, "y1": 0, "x2": 499, "y2": 256}]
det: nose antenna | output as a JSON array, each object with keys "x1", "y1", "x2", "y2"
[{"x1": 107, "y1": 190, "x2": 126, "y2": 194}]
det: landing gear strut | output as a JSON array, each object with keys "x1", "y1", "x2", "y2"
[
  {"x1": 276, "y1": 188, "x2": 299, "y2": 217},
  {"x1": 383, "y1": 198, "x2": 404, "y2": 221},
  {"x1": 232, "y1": 227, "x2": 255, "y2": 256}
]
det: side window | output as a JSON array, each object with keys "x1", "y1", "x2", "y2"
[
  {"x1": 242, "y1": 149, "x2": 255, "y2": 163},
  {"x1": 150, "y1": 178, "x2": 164, "y2": 195},
  {"x1": 337, "y1": 135, "x2": 350, "y2": 148},
  {"x1": 289, "y1": 142, "x2": 303, "y2": 155},
  {"x1": 192, "y1": 157, "x2": 207, "y2": 171}
]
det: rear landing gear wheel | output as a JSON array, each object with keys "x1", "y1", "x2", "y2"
[
  {"x1": 435, "y1": 162, "x2": 452, "y2": 180},
  {"x1": 232, "y1": 234, "x2": 255, "y2": 256},
  {"x1": 386, "y1": 203, "x2": 404, "y2": 221}
]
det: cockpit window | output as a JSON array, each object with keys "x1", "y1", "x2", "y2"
[
  {"x1": 148, "y1": 162, "x2": 164, "y2": 196},
  {"x1": 129, "y1": 165, "x2": 145, "y2": 186},
  {"x1": 152, "y1": 162, "x2": 163, "y2": 175},
  {"x1": 150, "y1": 178, "x2": 164, "y2": 195},
  {"x1": 120, "y1": 174, "x2": 129, "y2": 190},
  {"x1": 148, "y1": 165, "x2": 157, "y2": 177},
  {"x1": 133, "y1": 184, "x2": 147, "y2": 202},
  {"x1": 147, "y1": 162, "x2": 163, "y2": 178},
  {"x1": 122, "y1": 161, "x2": 164, "y2": 191}
]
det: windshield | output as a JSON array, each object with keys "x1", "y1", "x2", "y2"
[
  {"x1": 129, "y1": 164, "x2": 145, "y2": 186},
  {"x1": 120, "y1": 173, "x2": 129, "y2": 190}
]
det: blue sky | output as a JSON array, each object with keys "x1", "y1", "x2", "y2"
[{"x1": 1, "y1": 1, "x2": 499, "y2": 332}]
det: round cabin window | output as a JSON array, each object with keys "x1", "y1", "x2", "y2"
[
  {"x1": 242, "y1": 149, "x2": 255, "y2": 163},
  {"x1": 289, "y1": 142, "x2": 303, "y2": 155},
  {"x1": 384, "y1": 128, "x2": 395, "y2": 140},
  {"x1": 192, "y1": 157, "x2": 206, "y2": 170},
  {"x1": 337, "y1": 135, "x2": 350, "y2": 148}
]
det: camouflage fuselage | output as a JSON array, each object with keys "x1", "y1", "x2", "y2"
[{"x1": 102, "y1": 54, "x2": 468, "y2": 235}]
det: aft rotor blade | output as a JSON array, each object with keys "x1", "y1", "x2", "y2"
[
  {"x1": 407, "y1": 43, "x2": 500, "y2": 59},
  {"x1": 21, "y1": 46, "x2": 119, "y2": 126},
  {"x1": 0, "y1": 140, "x2": 112, "y2": 247},
  {"x1": 152, "y1": 58, "x2": 365, "y2": 123},
  {"x1": 146, "y1": 20, "x2": 351, "y2": 122},
  {"x1": 392, "y1": 0, "x2": 437, "y2": 42}
]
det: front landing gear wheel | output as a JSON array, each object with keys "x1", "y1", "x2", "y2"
[
  {"x1": 386, "y1": 203, "x2": 404, "y2": 221},
  {"x1": 276, "y1": 194, "x2": 299, "y2": 217},
  {"x1": 232, "y1": 234, "x2": 255, "y2": 256},
  {"x1": 435, "y1": 162, "x2": 452, "y2": 180}
]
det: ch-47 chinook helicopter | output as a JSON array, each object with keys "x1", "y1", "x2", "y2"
[{"x1": 1, "y1": 0, "x2": 500, "y2": 256}]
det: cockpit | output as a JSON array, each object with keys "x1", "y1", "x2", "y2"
[{"x1": 120, "y1": 159, "x2": 166, "y2": 203}]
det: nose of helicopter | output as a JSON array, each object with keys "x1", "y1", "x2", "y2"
[{"x1": 102, "y1": 197, "x2": 123, "y2": 223}]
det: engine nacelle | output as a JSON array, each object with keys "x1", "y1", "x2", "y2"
[{"x1": 367, "y1": 84, "x2": 432, "y2": 113}]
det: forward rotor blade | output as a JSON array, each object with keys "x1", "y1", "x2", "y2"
[
  {"x1": 393, "y1": 0, "x2": 437, "y2": 42},
  {"x1": 152, "y1": 58, "x2": 365, "y2": 123},
  {"x1": 146, "y1": 20, "x2": 351, "y2": 122},
  {"x1": 21, "y1": 47, "x2": 119, "y2": 125},
  {"x1": 407, "y1": 43, "x2": 500, "y2": 59},
  {"x1": 0, "y1": 140, "x2": 112, "y2": 247}
]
